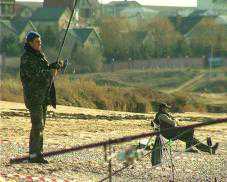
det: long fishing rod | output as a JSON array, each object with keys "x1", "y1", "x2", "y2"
[
  {"x1": 56, "y1": 0, "x2": 78, "y2": 63},
  {"x1": 49, "y1": 0, "x2": 78, "y2": 90}
]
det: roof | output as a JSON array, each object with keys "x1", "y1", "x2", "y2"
[
  {"x1": 87, "y1": 0, "x2": 99, "y2": 8},
  {"x1": 31, "y1": 7, "x2": 69, "y2": 21},
  {"x1": 12, "y1": 19, "x2": 29, "y2": 33},
  {"x1": 15, "y1": 1, "x2": 42, "y2": 11},
  {"x1": 213, "y1": 1, "x2": 227, "y2": 11},
  {"x1": 0, "y1": 19, "x2": 36, "y2": 35},
  {"x1": 184, "y1": 16, "x2": 221, "y2": 38},
  {"x1": 169, "y1": 10, "x2": 207, "y2": 34},
  {"x1": 177, "y1": 8, "x2": 195, "y2": 17},
  {"x1": 108, "y1": 1, "x2": 141, "y2": 7},
  {"x1": 77, "y1": 0, "x2": 98, "y2": 9},
  {"x1": 0, "y1": 20, "x2": 15, "y2": 33},
  {"x1": 198, "y1": 0, "x2": 227, "y2": 11},
  {"x1": 143, "y1": 5, "x2": 187, "y2": 11},
  {"x1": 158, "y1": 10, "x2": 178, "y2": 17},
  {"x1": 155, "y1": 7, "x2": 194, "y2": 17},
  {"x1": 68, "y1": 28, "x2": 95, "y2": 43},
  {"x1": 216, "y1": 15, "x2": 227, "y2": 25},
  {"x1": 120, "y1": 7, "x2": 158, "y2": 16}
]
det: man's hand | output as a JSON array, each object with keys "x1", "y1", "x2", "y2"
[
  {"x1": 59, "y1": 60, "x2": 64, "y2": 68},
  {"x1": 51, "y1": 69, "x2": 58, "y2": 77},
  {"x1": 49, "y1": 61, "x2": 64, "y2": 70},
  {"x1": 50, "y1": 60, "x2": 66, "y2": 77}
]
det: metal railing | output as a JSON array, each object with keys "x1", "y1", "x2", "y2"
[{"x1": 10, "y1": 117, "x2": 226, "y2": 161}]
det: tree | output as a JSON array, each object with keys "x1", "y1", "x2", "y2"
[
  {"x1": 0, "y1": 34, "x2": 21, "y2": 56},
  {"x1": 143, "y1": 17, "x2": 183, "y2": 58},
  {"x1": 71, "y1": 44, "x2": 105, "y2": 73},
  {"x1": 188, "y1": 17, "x2": 227, "y2": 57},
  {"x1": 99, "y1": 17, "x2": 132, "y2": 62}
]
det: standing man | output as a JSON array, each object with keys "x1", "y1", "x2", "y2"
[
  {"x1": 20, "y1": 31, "x2": 62, "y2": 163},
  {"x1": 153, "y1": 102, "x2": 219, "y2": 154}
]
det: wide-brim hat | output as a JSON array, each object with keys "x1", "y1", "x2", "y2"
[{"x1": 159, "y1": 102, "x2": 171, "y2": 109}]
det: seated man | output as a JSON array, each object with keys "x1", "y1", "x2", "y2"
[{"x1": 153, "y1": 102, "x2": 219, "y2": 154}]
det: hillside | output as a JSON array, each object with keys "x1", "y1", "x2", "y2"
[
  {"x1": 76, "y1": 68, "x2": 227, "y2": 93},
  {"x1": 2, "y1": 67, "x2": 227, "y2": 113}
]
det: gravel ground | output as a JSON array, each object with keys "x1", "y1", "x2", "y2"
[{"x1": 0, "y1": 101, "x2": 227, "y2": 181}]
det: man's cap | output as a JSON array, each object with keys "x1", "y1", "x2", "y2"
[
  {"x1": 159, "y1": 102, "x2": 171, "y2": 109},
  {"x1": 26, "y1": 31, "x2": 40, "y2": 42}
]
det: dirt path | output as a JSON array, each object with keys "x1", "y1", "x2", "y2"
[
  {"x1": 0, "y1": 101, "x2": 227, "y2": 181},
  {"x1": 167, "y1": 73, "x2": 206, "y2": 93}
]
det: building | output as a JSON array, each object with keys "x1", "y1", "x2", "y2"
[
  {"x1": 0, "y1": 19, "x2": 37, "y2": 42},
  {"x1": 197, "y1": 0, "x2": 227, "y2": 12},
  {"x1": 14, "y1": 1, "x2": 42, "y2": 19},
  {"x1": 63, "y1": 27, "x2": 102, "y2": 57},
  {"x1": 30, "y1": 7, "x2": 75, "y2": 30},
  {"x1": 103, "y1": 0, "x2": 141, "y2": 17},
  {"x1": 43, "y1": 0, "x2": 99, "y2": 19},
  {"x1": 0, "y1": 0, "x2": 15, "y2": 18}
]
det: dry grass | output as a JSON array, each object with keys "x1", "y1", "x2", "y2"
[{"x1": 1, "y1": 74, "x2": 227, "y2": 113}]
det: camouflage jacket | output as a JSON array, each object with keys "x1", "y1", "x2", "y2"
[
  {"x1": 153, "y1": 111, "x2": 176, "y2": 130},
  {"x1": 20, "y1": 45, "x2": 56, "y2": 109}
]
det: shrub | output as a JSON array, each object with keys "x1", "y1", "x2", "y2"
[
  {"x1": 71, "y1": 45, "x2": 104, "y2": 73},
  {"x1": 0, "y1": 35, "x2": 22, "y2": 56},
  {"x1": 0, "y1": 76, "x2": 215, "y2": 113}
]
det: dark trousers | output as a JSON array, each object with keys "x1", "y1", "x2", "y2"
[
  {"x1": 29, "y1": 104, "x2": 47, "y2": 156},
  {"x1": 161, "y1": 127, "x2": 194, "y2": 145},
  {"x1": 161, "y1": 127, "x2": 211, "y2": 152}
]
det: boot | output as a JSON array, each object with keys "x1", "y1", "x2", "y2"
[
  {"x1": 28, "y1": 153, "x2": 49, "y2": 164},
  {"x1": 211, "y1": 143, "x2": 219, "y2": 154},
  {"x1": 29, "y1": 157, "x2": 49, "y2": 164},
  {"x1": 206, "y1": 137, "x2": 219, "y2": 154},
  {"x1": 207, "y1": 137, "x2": 212, "y2": 147},
  {"x1": 193, "y1": 138, "x2": 212, "y2": 154}
]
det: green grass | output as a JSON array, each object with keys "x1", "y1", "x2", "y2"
[
  {"x1": 76, "y1": 67, "x2": 227, "y2": 93},
  {"x1": 77, "y1": 68, "x2": 200, "y2": 90},
  {"x1": 192, "y1": 77, "x2": 227, "y2": 93}
]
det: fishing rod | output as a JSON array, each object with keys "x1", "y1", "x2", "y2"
[{"x1": 49, "y1": 0, "x2": 78, "y2": 88}]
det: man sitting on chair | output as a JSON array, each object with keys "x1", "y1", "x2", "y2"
[{"x1": 153, "y1": 102, "x2": 219, "y2": 154}]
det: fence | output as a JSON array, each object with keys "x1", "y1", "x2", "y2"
[{"x1": 103, "y1": 57, "x2": 227, "y2": 72}]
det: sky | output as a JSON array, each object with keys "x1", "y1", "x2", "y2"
[{"x1": 16, "y1": 0, "x2": 197, "y2": 7}]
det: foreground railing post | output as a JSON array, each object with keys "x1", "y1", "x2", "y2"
[
  {"x1": 108, "y1": 139, "x2": 112, "y2": 182},
  {"x1": 168, "y1": 140, "x2": 175, "y2": 182},
  {"x1": 104, "y1": 144, "x2": 107, "y2": 161}
]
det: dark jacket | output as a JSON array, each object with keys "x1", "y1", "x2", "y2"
[
  {"x1": 20, "y1": 44, "x2": 56, "y2": 109},
  {"x1": 153, "y1": 111, "x2": 176, "y2": 130}
]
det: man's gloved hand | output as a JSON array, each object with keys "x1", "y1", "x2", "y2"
[
  {"x1": 49, "y1": 61, "x2": 63, "y2": 70},
  {"x1": 59, "y1": 60, "x2": 64, "y2": 68},
  {"x1": 51, "y1": 69, "x2": 58, "y2": 77}
]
